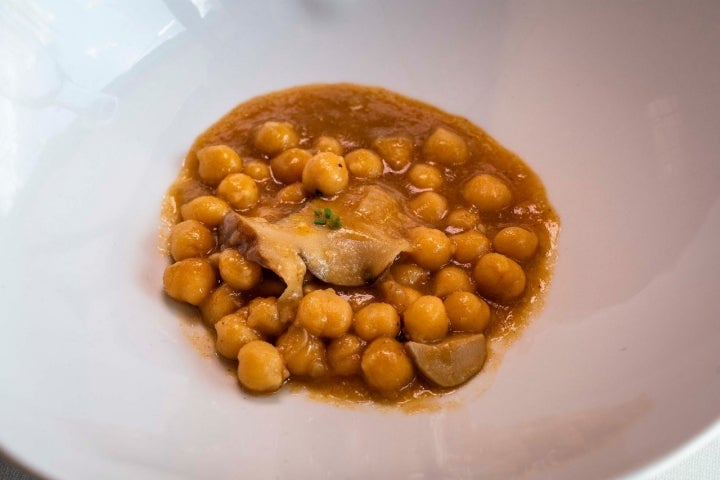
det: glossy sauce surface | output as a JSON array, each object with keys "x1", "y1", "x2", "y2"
[{"x1": 162, "y1": 84, "x2": 559, "y2": 406}]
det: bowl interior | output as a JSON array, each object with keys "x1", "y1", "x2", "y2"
[{"x1": 1, "y1": 1, "x2": 720, "y2": 479}]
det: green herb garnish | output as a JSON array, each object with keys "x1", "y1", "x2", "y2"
[
  {"x1": 314, "y1": 208, "x2": 342, "y2": 229},
  {"x1": 313, "y1": 209, "x2": 326, "y2": 225},
  {"x1": 327, "y1": 215, "x2": 342, "y2": 229}
]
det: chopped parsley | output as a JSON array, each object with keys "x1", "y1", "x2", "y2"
[{"x1": 314, "y1": 208, "x2": 342, "y2": 230}]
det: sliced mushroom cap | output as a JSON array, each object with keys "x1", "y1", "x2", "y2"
[
  {"x1": 220, "y1": 185, "x2": 415, "y2": 322},
  {"x1": 405, "y1": 334, "x2": 487, "y2": 388}
]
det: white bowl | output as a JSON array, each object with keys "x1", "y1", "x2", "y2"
[{"x1": 1, "y1": 1, "x2": 719, "y2": 479}]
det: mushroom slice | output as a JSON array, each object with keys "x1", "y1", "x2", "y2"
[
  {"x1": 405, "y1": 334, "x2": 487, "y2": 388},
  {"x1": 220, "y1": 185, "x2": 414, "y2": 322}
]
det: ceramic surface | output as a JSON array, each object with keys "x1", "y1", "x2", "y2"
[{"x1": 1, "y1": 1, "x2": 719, "y2": 479}]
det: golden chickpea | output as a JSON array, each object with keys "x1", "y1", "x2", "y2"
[
  {"x1": 345, "y1": 148, "x2": 383, "y2": 179},
  {"x1": 493, "y1": 227, "x2": 539, "y2": 262},
  {"x1": 373, "y1": 136, "x2": 413, "y2": 171},
  {"x1": 276, "y1": 182, "x2": 308, "y2": 204},
  {"x1": 422, "y1": 127, "x2": 469, "y2": 165},
  {"x1": 169, "y1": 220, "x2": 215, "y2": 261},
  {"x1": 432, "y1": 266, "x2": 474, "y2": 298},
  {"x1": 172, "y1": 178, "x2": 213, "y2": 205},
  {"x1": 180, "y1": 196, "x2": 230, "y2": 228},
  {"x1": 276, "y1": 325, "x2": 328, "y2": 378},
  {"x1": 206, "y1": 252, "x2": 221, "y2": 269},
  {"x1": 380, "y1": 280, "x2": 422, "y2": 314},
  {"x1": 270, "y1": 148, "x2": 312, "y2": 184},
  {"x1": 361, "y1": 337, "x2": 414, "y2": 392},
  {"x1": 215, "y1": 309, "x2": 262, "y2": 359},
  {"x1": 390, "y1": 263, "x2": 429, "y2": 288},
  {"x1": 163, "y1": 258, "x2": 216, "y2": 306},
  {"x1": 237, "y1": 340, "x2": 289, "y2": 393},
  {"x1": 408, "y1": 163, "x2": 443, "y2": 190},
  {"x1": 327, "y1": 334, "x2": 365, "y2": 376},
  {"x1": 314, "y1": 136, "x2": 344, "y2": 155},
  {"x1": 196, "y1": 145, "x2": 243, "y2": 186},
  {"x1": 403, "y1": 295, "x2": 449, "y2": 342},
  {"x1": 254, "y1": 121, "x2": 299, "y2": 155},
  {"x1": 218, "y1": 249, "x2": 262, "y2": 291},
  {"x1": 451, "y1": 230, "x2": 491, "y2": 264},
  {"x1": 446, "y1": 208, "x2": 479, "y2": 232},
  {"x1": 408, "y1": 191, "x2": 448, "y2": 224},
  {"x1": 301, "y1": 152, "x2": 349, "y2": 197},
  {"x1": 295, "y1": 288, "x2": 353, "y2": 338},
  {"x1": 200, "y1": 283, "x2": 242, "y2": 325},
  {"x1": 473, "y1": 253, "x2": 526, "y2": 301},
  {"x1": 444, "y1": 291, "x2": 490, "y2": 333},
  {"x1": 217, "y1": 173, "x2": 259, "y2": 211},
  {"x1": 353, "y1": 303, "x2": 400, "y2": 341},
  {"x1": 247, "y1": 297, "x2": 285, "y2": 337},
  {"x1": 408, "y1": 226, "x2": 454, "y2": 271},
  {"x1": 243, "y1": 160, "x2": 271, "y2": 181},
  {"x1": 462, "y1": 174, "x2": 512, "y2": 212}
]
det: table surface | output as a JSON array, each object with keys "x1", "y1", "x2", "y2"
[{"x1": 2, "y1": 433, "x2": 719, "y2": 479}]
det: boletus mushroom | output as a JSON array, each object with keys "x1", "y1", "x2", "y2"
[{"x1": 405, "y1": 334, "x2": 487, "y2": 388}]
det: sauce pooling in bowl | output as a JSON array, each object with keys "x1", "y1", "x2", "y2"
[{"x1": 161, "y1": 83, "x2": 559, "y2": 406}]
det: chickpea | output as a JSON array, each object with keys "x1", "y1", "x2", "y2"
[
  {"x1": 314, "y1": 135, "x2": 344, "y2": 155},
  {"x1": 247, "y1": 297, "x2": 285, "y2": 337},
  {"x1": 206, "y1": 252, "x2": 221, "y2": 269},
  {"x1": 295, "y1": 288, "x2": 352, "y2": 338},
  {"x1": 444, "y1": 291, "x2": 490, "y2": 333},
  {"x1": 390, "y1": 263, "x2": 429, "y2": 288},
  {"x1": 373, "y1": 136, "x2": 413, "y2": 171},
  {"x1": 215, "y1": 309, "x2": 262, "y2": 359},
  {"x1": 217, "y1": 173, "x2": 259, "y2": 211},
  {"x1": 254, "y1": 121, "x2": 299, "y2": 155},
  {"x1": 169, "y1": 219, "x2": 215, "y2": 261},
  {"x1": 276, "y1": 182, "x2": 308, "y2": 204},
  {"x1": 327, "y1": 334, "x2": 365, "y2": 376},
  {"x1": 462, "y1": 174, "x2": 512, "y2": 212},
  {"x1": 200, "y1": 283, "x2": 242, "y2": 325},
  {"x1": 408, "y1": 163, "x2": 443, "y2": 190},
  {"x1": 301, "y1": 152, "x2": 349, "y2": 197},
  {"x1": 345, "y1": 148, "x2": 383, "y2": 179},
  {"x1": 380, "y1": 280, "x2": 422, "y2": 314},
  {"x1": 276, "y1": 326, "x2": 328, "y2": 378},
  {"x1": 432, "y1": 266, "x2": 474, "y2": 298},
  {"x1": 218, "y1": 249, "x2": 262, "y2": 291},
  {"x1": 451, "y1": 230, "x2": 491, "y2": 264},
  {"x1": 353, "y1": 303, "x2": 400, "y2": 341},
  {"x1": 473, "y1": 253, "x2": 526, "y2": 301},
  {"x1": 237, "y1": 340, "x2": 289, "y2": 392},
  {"x1": 403, "y1": 295, "x2": 449, "y2": 342},
  {"x1": 361, "y1": 338, "x2": 414, "y2": 392},
  {"x1": 243, "y1": 160, "x2": 271, "y2": 181},
  {"x1": 408, "y1": 191, "x2": 448, "y2": 224},
  {"x1": 493, "y1": 227, "x2": 539, "y2": 262},
  {"x1": 408, "y1": 227, "x2": 454, "y2": 271},
  {"x1": 196, "y1": 145, "x2": 243, "y2": 186},
  {"x1": 446, "y1": 208, "x2": 479, "y2": 232},
  {"x1": 172, "y1": 178, "x2": 213, "y2": 205},
  {"x1": 422, "y1": 127, "x2": 469, "y2": 165},
  {"x1": 163, "y1": 258, "x2": 216, "y2": 306},
  {"x1": 180, "y1": 196, "x2": 230, "y2": 228},
  {"x1": 270, "y1": 148, "x2": 312, "y2": 184}
]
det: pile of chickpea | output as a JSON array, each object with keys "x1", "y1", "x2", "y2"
[{"x1": 163, "y1": 119, "x2": 540, "y2": 397}]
